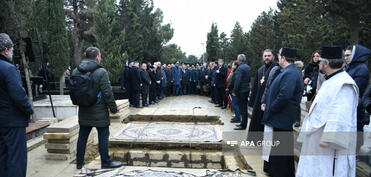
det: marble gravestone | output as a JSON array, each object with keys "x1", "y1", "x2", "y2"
[
  {"x1": 33, "y1": 95, "x2": 78, "y2": 121},
  {"x1": 114, "y1": 123, "x2": 222, "y2": 143}
]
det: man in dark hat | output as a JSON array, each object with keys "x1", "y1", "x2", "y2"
[
  {"x1": 0, "y1": 33, "x2": 34, "y2": 177},
  {"x1": 261, "y1": 47, "x2": 303, "y2": 177},
  {"x1": 247, "y1": 49, "x2": 277, "y2": 140},
  {"x1": 297, "y1": 46, "x2": 358, "y2": 177}
]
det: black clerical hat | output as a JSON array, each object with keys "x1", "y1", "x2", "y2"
[
  {"x1": 281, "y1": 47, "x2": 296, "y2": 59},
  {"x1": 320, "y1": 46, "x2": 343, "y2": 59}
]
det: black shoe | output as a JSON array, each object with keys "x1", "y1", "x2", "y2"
[
  {"x1": 230, "y1": 119, "x2": 240, "y2": 123},
  {"x1": 101, "y1": 161, "x2": 123, "y2": 169},
  {"x1": 135, "y1": 106, "x2": 143, "y2": 108},
  {"x1": 294, "y1": 121, "x2": 300, "y2": 127},
  {"x1": 143, "y1": 104, "x2": 148, "y2": 107},
  {"x1": 76, "y1": 162, "x2": 84, "y2": 169},
  {"x1": 234, "y1": 126, "x2": 246, "y2": 130},
  {"x1": 221, "y1": 106, "x2": 227, "y2": 109},
  {"x1": 215, "y1": 105, "x2": 222, "y2": 107},
  {"x1": 129, "y1": 104, "x2": 134, "y2": 107}
]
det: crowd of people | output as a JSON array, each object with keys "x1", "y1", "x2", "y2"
[
  {"x1": 120, "y1": 59, "x2": 236, "y2": 109},
  {"x1": 120, "y1": 44, "x2": 371, "y2": 177},
  {"x1": 1, "y1": 31, "x2": 371, "y2": 177}
]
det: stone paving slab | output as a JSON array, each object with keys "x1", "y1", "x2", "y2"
[
  {"x1": 46, "y1": 116, "x2": 78, "y2": 133},
  {"x1": 131, "y1": 107, "x2": 207, "y2": 118},
  {"x1": 126, "y1": 108, "x2": 220, "y2": 123},
  {"x1": 43, "y1": 128, "x2": 79, "y2": 140}
]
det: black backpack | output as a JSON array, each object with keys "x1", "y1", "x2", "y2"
[{"x1": 68, "y1": 68, "x2": 100, "y2": 107}]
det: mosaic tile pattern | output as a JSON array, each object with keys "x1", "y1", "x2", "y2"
[
  {"x1": 114, "y1": 123, "x2": 221, "y2": 142},
  {"x1": 77, "y1": 169, "x2": 245, "y2": 177}
]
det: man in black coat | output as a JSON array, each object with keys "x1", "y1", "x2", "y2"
[
  {"x1": 247, "y1": 49, "x2": 277, "y2": 141},
  {"x1": 0, "y1": 33, "x2": 34, "y2": 177},
  {"x1": 165, "y1": 64, "x2": 173, "y2": 96},
  {"x1": 210, "y1": 62, "x2": 220, "y2": 104},
  {"x1": 148, "y1": 65, "x2": 157, "y2": 104},
  {"x1": 155, "y1": 62, "x2": 162, "y2": 101},
  {"x1": 261, "y1": 47, "x2": 303, "y2": 177},
  {"x1": 125, "y1": 62, "x2": 133, "y2": 106},
  {"x1": 215, "y1": 59, "x2": 228, "y2": 109},
  {"x1": 140, "y1": 63, "x2": 151, "y2": 107},
  {"x1": 232, "y1": 54, "x2": 251, "y2": 130},
  {"x1": 199, "y1": 63, "x2": 208, "y2": 96},
  {"x1": 74, "y1": 47, "x2": 122, "y2": 169},
  {"x1": 129, "y1": 62, "x2": 142, "y2": 108}
]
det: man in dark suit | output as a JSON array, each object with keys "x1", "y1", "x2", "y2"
[
  {"x1": 155, "y1": 62, "x2": 162, "y2": 101},
  {"x1": 215, "y1": 59, "x2": 228, "y2": 109},
  {"x1": 261, "y1": 47, "x2": 303, "y2": 177},
  {"x1": 165, "y1": 64, "x2": 173, "y2": 96},
  {"x1": 199, "y1": 63, "x2": 208, "y2": 96},
  {"x1": 148, "y1": 65, "x2": 157, "y2": 104},
  {"x1": 129, "y1": 62, "x2": 142, "y2": 108},
  {"x1": 140, "y1": 63, "x2": 151, "y2": 107},
  {"x1": 125, "y1": 62, "x2": 133, "y2": 106},
  {"x1": 210, "y1": 62, "x2": 219, "y2": 104}
]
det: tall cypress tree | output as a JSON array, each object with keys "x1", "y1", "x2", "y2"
[
  {"x1": 45, "y1": 0, "x2": 70, "y2": 80},
  {"x1": 94, "y1": 0, "x2": 126, "y2": 83},
  {"x1": 206, "y1": 23, "x2": 220, "y2": 61}
]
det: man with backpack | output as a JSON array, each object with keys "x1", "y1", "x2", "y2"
[{"x1": 70, "y1": 47, "x2": 122, "y2": 169}]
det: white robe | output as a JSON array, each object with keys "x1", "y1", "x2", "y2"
[{"x1": 296, "y1": 71, "x2": 358, "y2": 177}]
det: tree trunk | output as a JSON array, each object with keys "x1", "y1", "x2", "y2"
[
  {"x1": 348, "y1": 17, "x2": 360, "y2": 45},
  {"x1": 21, "y1": 52, "x2": 34, "y2": 121},
  {"x1": 59, "y1": 74, "x2": 64, "y2": 95},
  {"x1": 72, "y1": 29, "x2": 82, "y2": 67}
]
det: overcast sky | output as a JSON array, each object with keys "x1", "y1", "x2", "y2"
[{"x1": 153, "y1": 0, "x2": 278, "y2": 58}]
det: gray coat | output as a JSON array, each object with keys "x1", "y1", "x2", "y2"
[{"x1": 72, "y1": 59, "x2": 117, "y2": 127}]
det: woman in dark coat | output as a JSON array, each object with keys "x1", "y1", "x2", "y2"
[
  {"x1": 303, "y1": 51, "x2": 320, "y2": 101},
  {"x1": 346, "y1": 45, "x2": 371, "y2": 152}
]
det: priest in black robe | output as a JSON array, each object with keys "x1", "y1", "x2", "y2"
[{"x1": 247, "y1": 49, "x2": 277, "y2": 142}]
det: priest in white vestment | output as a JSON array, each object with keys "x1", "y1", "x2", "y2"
[{"x1": 296, "y1": 46, "x2": 358, "y2": 177}]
